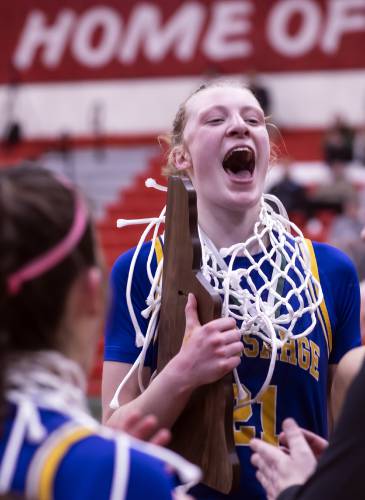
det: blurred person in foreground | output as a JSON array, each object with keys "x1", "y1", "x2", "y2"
[{"x1": 0, "y1": 165, "x2": 198, "y2": 499}]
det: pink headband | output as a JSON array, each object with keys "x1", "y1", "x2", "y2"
[{"x1": 7, "y1": 179, "x2": 89, "y2": 296}]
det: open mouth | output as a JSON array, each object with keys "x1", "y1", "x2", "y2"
[{"x1": 222, "y1": 147, "x2": 255, "y2": 176}]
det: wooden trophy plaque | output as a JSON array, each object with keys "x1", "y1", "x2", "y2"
[{"x1": 157, "y1": 176, "x2": 240, "y2": 494}]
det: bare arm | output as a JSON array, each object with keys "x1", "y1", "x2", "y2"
[
  {"x1": 330, "y1": 346, "x2": 365, "y2": 424},
  {"x1": 101, "y1": 361, "x2": 152, "y2": 424},
  {"x1": 102, "y1": 294, "x2": 243, "y2": 430}
]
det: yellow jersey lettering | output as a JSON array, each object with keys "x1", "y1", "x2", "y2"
[
  {"x1": 233, "y1": 385, "x2": 255, "y2": 445},
  {"x1": 279, "y1": 338, "x2": 297, "y2": 366},
  {"x1": 298, "y1": 337, "x2": 311, "y2": 371},
  {"x1": 260, "y1": 386, "x2": 279, "y2": 445},
  {"x1": 260, "y1": 341, "x2": 271, "y2": 359},
  {"x1": 233, "y1": 384, "x2": 279, "y2": 446},
  {"x1": 310, "y1": 340, "x2": 320, "y2": 381},
  {"x1": 243, "y1": 335, "x2": 259, "y2": 357}
]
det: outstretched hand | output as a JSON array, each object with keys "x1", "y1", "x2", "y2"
[
  {"x1": 177, "y1": 293, "x2": 243, "y2": 389},
  {"x1": 108, "y1": 409, "x2": 171, "y2": 446},
  {"x1": 279, "y1": 426, "x2": 328, "y2": 460},
  {"x1": 250, "y1": 418, "x2": 317, "y2": 500}
]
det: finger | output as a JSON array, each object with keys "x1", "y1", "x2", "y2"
[
  {"x1": 250, "y1": 452, "x2": 262, "y2": 468},
  {"x1": 109, "y1": 409, "x2": 143, "y2": 433},
  {"x1": 250, "y1": 438, "x2": 283, "y2": 464},
  {"x1": 221, "y1": 354, "x2": 242, "y2": 372},
  {"x1": 149, "y1": 428, "x2": 171, "y2": 447},
  {"x1": 221, "y1": 329, "x2": 242, "y2": 345},
  {"x1": 301, "y1": 428, "x2": 328, "y2": 453},
  {"x1": 251, "y1": 451, "x2": 275, "y2": 480},
  {"x1": 282, "y1": 418, "x2": 313, "y2": 458},
  {"x1": 221, "y1": 341, "x2": 244, "y2": 358},
  {"x1": 204, "y1": 316, "x2": 237, "y2": 332},
  {"x1": 278, "y1": 431, "x2": 288, "y2": 448},
  {"x1": 280, "y1": 427, "x2": 328, "y2": 457},
  {"x1": 184, "y1": 293, "x2": 201, "y2": 333},
  {"x1": 126, "y1": 414, "x2": 160, "y2": 441},
  {"x1": 256, "y1": 469, "x2": 272, "y2": 496}
]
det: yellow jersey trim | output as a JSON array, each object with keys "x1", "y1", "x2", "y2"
[
  {"x1": 154, "y1": 237, "x2": 163, "y2": 265},
  {"x1": 304, "y1": 239, "x2": 333, "y2": 355},
  {"x1": 38, "y1": 427, "x2": 94, "y2": 500}
]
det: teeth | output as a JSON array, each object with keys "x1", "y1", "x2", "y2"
[
  {"x1": 225, "y1": 146, "x2": 253, "y2": 162},
  {"x1": 229, "y1": 147, "x2": 250, "y2": 154}
]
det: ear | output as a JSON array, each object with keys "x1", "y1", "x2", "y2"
[
  {"x1": 171, "y1": 145, "x2": 192, "y2": 171},
  {"x1": 84, "y1": 267, "x2": 104, "y2": 315},
  {"x1": 73, "y1": 267, "x2": 104, "y2": 318}
]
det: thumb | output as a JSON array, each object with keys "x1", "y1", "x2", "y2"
[
  {"x1": 283, "y1": 418, "x2": 313, "y2": 458},
  {"x1": 184, "y1": 293, "x2": 201, "y2": 336}
]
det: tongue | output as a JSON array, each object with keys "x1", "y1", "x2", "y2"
[{"x1": 228, "y1": 169, "x2": 252, "y2": 179}]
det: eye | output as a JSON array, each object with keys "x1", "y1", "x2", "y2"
[
  {"x1": 206, "y1": 117, "x2": 224, "y2": 125},
  {"x1": 246, "y1": 117, "x2": 260, "y2": 126}
]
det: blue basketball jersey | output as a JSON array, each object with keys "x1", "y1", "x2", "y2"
[
  {"x1": 0, "y1": 402, "x2": 194, "y2": 500},
  {"x1": 105, "y1": 238, "x2": 361, "y2": 500}
]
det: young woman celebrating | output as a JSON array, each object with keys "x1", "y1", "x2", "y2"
[
  {"x1": 0, "y1": 165, "x2": 199, "y2": 499},
  {"x1": 103, "y1": 81, "x2": 360, "y2": 499}
]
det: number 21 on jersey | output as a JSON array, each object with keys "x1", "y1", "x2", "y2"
[{"x1": 233, "y1": 384, "x2": 279, "y2": 446}]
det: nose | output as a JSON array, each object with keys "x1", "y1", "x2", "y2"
[{"x1": 226, "y1": 114, "x2": 249, "y2": 137}]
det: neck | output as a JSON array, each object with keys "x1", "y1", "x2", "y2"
[{"x1": 197, "y1": 200, "x2": 262, "y2": 250}]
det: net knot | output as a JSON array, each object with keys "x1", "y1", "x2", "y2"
[{"x1": 226, "y1": 270, "x2": 242, "y2": 290}]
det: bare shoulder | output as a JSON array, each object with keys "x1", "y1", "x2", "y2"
[
  {"x1": 331, "y1": 346, "x2": 365, "y2": 422},
  {"x1": 337, "y1": 346, "x2": 365, "y2": 381}
]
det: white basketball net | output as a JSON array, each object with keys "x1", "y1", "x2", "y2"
[{"x1": 110, "y1": 179, "x2": 323, "y2": 410}]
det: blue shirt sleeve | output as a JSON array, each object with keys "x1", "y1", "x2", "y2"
[
  {"x1": 126, "y1": 448, "x2": 176, "y2": 500},
  {"x1": 104, "y1": 242, "x2": 157, "y2": 367},
  {"x1": 54, "y1": 435, "x2": 115, "y2": 500},
  {"x1": 54, "y1": 434, "x2": 175, "y2": 500},
  {"x1": 315, "y1": 242, "x2": 361, "y2": 364}
]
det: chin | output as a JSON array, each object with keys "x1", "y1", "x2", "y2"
[{"x1": 227, "y1": 190, "x2": 261, "y2": 210}]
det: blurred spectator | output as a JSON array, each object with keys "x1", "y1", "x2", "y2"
[
  {"x1": 353, "y1": 124, "x2": 365, "y2": 165},
  {"x1": 308, "y1": 161, "x2": 356, "y2": 214},
  {"x1": 269, "y1": 157, "x2": 309, "y2": 215},
  {"x1": 328, "y1": 197, "x2": 365, "y2": 280},
  {"x1": 3, "y1": 121, "x2": 22, "y2": 148},
  {"x1": 2, "y1": 63, "x2": 23, "y2": 149},
  {"x1": 90, "y1": 100, "x2": 105, "y2": 138},
  {"x1": 89, "y1": 100, "x2": 106, "y2": 159},
  {"x1": 323, "y1": 115, "x2": 354, "y2": 165},
  {"x1": 247, "y1": 69, "x2": 271, "y2": 116},
  {"x1": 203, "y1": 65, "x2": 222, "y2": 81}
]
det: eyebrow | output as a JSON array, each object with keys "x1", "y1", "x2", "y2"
[{"x1": 199, "y1": 104, "x2": 264, "y2": 119}]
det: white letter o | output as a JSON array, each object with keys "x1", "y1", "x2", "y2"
[
  {"x1": 72, "y1": 7, "x2": 120, "y2": 67},
  {"x1": 268, "y1": 0, "x2": 321, "y2": 57}
]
